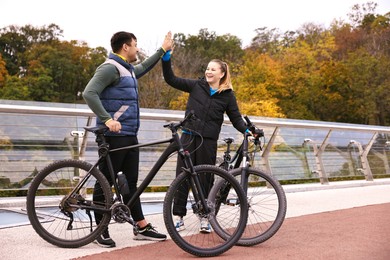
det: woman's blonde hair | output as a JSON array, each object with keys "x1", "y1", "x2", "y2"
[{"x1": 210, "y1": 59, "x2": 233, "y2": 92}]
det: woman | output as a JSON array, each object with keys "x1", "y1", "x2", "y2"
[{"x1": 161, "y1": 51, "x2": 248, "y2": 233}]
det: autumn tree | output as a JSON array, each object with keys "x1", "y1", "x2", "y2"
[
  {"x1": 137, "y1": 50, "x2": 180, "y2": 108},
  {"x1": 0, "y1": 54, "x2": 8, "y2": 88},
  {"x1": 335, "y1": 2, "x2": 390, "y2": 125},
  {"x1": 233, "y1": 50, "x2": 285, "y2": 118}
]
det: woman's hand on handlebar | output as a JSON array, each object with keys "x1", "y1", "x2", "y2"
[{"x1": 252, "y1": 128, "x2": 264, "y2": 138}]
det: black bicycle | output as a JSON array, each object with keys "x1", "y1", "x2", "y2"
[
  {"x1": 214, "y1": 115, "x2": 287, "y2": 246},
  {"x1": 26, "y1": 112, "x2": 248, "y2": 257}
]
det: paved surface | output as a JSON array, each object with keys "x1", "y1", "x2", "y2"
[{"x1": 0, "y1": 179, "x2": 389, "y2": 260}]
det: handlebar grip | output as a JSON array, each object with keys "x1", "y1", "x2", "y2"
[
  {"x1": 164, "y1": 110, "x2": 198, "y2": 130},
  {"x1": 243, "y1": 115, "x2": 256, "y2": 132},
  {"x1": 244, "y1": 115, "x2": 251, "y2": 125},
  {"x1": 183, "y1": 110, "x2": 197, "y2": 123},
  {"x1": 254, "y1": 128, "x2": 264, "y2": 137},
  {"x1": 243, "y1": 115, "x2": 264, "y2": 137}
]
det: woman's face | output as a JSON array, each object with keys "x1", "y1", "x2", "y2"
[{"x1": 205, "y1": 61, "x2": 225, "y2": 86}]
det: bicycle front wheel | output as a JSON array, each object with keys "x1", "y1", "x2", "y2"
[
  {"x1": 230, "y1": 167, "x2": 287, "y2": 246},
  {"x1": 163, "y1": 165, "x2": 248, "y2": 257},
  {"x1": 26, "y1": 159, "x2": 113, "y2": 248}
]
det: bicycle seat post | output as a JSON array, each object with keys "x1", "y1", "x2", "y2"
[
  {"x1": 95, "y1": 132, "x2": 124, "y2": 202},
  {"x1": 223, "y1": 137, "x2": 234, "y2": 162},
  {"x1": 224, "y1": 142, "x2": 231, "y2": 160}
]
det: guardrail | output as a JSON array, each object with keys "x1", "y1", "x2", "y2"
[{"x1": 1, "y1": 102, "x2": 390, "y2": 195}]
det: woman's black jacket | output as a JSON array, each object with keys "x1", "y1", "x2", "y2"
[{"x1": 162, "y1": 59, "x2": 247, "y2": 140}]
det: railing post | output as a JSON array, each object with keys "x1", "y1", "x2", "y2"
[
  {"x1": 349, "y1": 132, "x2": 377, "y2": 181},
  {"x1": 302, "y1": 130, "x2": 331, "y2": 185},
  {"x1": 69, "y1": 119, "x2": 93, "y2": 198},
  {"x1": 79, "y1": 116, "x2": 93, "y2": 159},
  {"x1": 261, "y1": 127, "x2": 279, "y2": 176}
]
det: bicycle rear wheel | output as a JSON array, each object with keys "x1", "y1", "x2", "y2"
[
  {"x1": 163, "y1": 165, "x2": 248, "y2": 257},
  {"x1": 228, "y1": 167, "x2": 287, "y2": 246},
  {"x1": 26, "y1": 159, "x2": 113, "y2": 248}
]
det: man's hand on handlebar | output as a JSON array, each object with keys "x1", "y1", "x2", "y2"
[{"x1": 105, "y1": 119, "x2": 122, "y2": 133}]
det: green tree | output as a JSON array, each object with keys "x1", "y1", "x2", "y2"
[
  {"x1": 0, "y1": 75, "x2": 31, "y2": 100},
  {"x1": 0, "y1": 24, "x2": 63, "y2": 76},
  {"x1": 24, "y1": 41, "x2": 106, "y2": 102},
  {"x1": 342, "y1": 48, "x2": 390, "y2": 125},
  {"x1": 172, "y1": 29, "x2": 244, "y2": 76},
  {"x1": 248, "y1": 27, "x2": 283, "y2": 55},
  {"x1": 24, "y1": 59, "x2": 57, "y2": 101},
  {"x1": 0, "y1": 24, "x2": 107, "y2": 103}
]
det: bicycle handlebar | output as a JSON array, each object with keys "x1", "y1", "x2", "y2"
[
  {"x1": 85, "y1": 111, "x2": 198, "y2": 136},
  {"x1": 243, "y1": 115, "x2": 264, "y2": 137},
  {"x1": 163, "y1": 110, "x2": 198, "y2": 132}
]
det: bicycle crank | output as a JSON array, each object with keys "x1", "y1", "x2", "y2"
[{"x1": 111, "y1": 203, "x2": 133, "y2": 224}]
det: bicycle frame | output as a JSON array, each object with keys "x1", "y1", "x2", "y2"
[
  {"x1": 221, "y1": 116, "x2": 264, "y2": 195},
  {"x1": 100, "y1": 136, "x2": 177, "y2": 210},
  {"x1": 223, "y1": 133, "x2": 252, "y2": 194},
  {"x1": 69, "y1": 120, "x2": 210, "y2": 219}
]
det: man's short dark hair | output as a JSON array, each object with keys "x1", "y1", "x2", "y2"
[{"x1": 111, "y1": 32, "x2": 137, "y2": 53}]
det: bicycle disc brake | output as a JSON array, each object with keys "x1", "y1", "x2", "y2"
[{"x1": 192, "y1": 199, "x2": 214, "y2": 218}]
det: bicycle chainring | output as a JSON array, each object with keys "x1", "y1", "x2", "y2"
[{"x1": 111, "y1": 203, "x2": 132, "y2": 223}]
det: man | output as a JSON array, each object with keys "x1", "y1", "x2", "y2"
[{"x1": 83, "y1": 31, "x2": 174, "y2": 247}]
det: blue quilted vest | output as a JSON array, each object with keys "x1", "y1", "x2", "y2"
[{"x1": 97, "y1": 54, "x2": 140, "y2": 136}]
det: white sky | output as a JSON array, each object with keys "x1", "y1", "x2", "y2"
[{"x1": 1, "y1": 0, "x2": 389, "y2": 55}]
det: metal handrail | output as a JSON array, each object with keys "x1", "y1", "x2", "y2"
[{"x1": 1, "y1": 104, "x2": 390, "y2": 133}]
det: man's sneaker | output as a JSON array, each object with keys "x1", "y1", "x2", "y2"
[
  {"x1": 133, "y1": 223, "x2": 167, "y2": 241},
  {"x1": 175, "y1": 216, "x2": 185, "y2": 232},
  {"x1": 95, "y1": 229, "x2": 116, "y2": 248},
  {"x1": 199, "y1": 217, "x2": 211, "y2": 233}
]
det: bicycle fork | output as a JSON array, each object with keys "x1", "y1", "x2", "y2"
[
  {"x1": 181, "y1": 150, "x2": 211, "y2": 217},
  {"x1": 240, "y1": 132, "x2": 252, "y2": 196}
]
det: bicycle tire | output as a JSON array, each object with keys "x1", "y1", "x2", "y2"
[
  {"x1": 163, "y1": 165, "x2": 248, "y2": 257},
  {"x1": 26, "y1": 159, "x2": 113, "y2": 248},
  {"x1": 213, "y1": 167, "x2": 287, "y2": 246}
]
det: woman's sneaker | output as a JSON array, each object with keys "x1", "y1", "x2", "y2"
[
  {"x1": 175, "y1": 216, "x2": 185, "y2": 232},
  {"x1": 199, "y1": 217, "x2": 211, "y2": 233},
  {"x1": 95, "y1": 229, "x2": 116, "y2": 248},
  {"x1": 133, "y1": 223, "x2": 167, "y2": 241}
]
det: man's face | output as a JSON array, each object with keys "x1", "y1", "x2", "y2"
[{"x1": 124, "y1": 39, "x2": 139, "y2": 63}]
